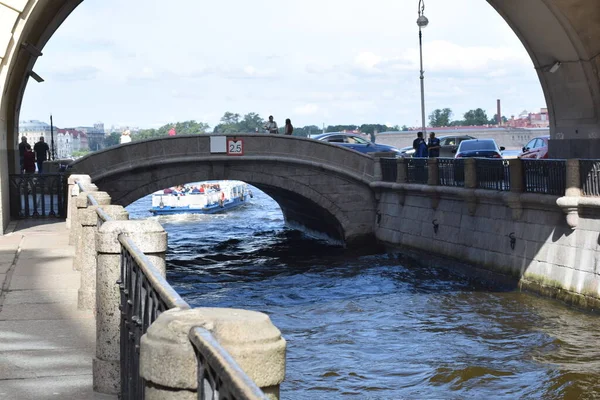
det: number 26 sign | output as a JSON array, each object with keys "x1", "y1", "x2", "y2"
[{"x1": 227, "y1": 138, "x2": 244, "y2": 156}]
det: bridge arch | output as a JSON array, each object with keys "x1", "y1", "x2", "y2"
[
  {"x1": 70, "y1": 134, "x2": 378, "y2": 245},
  {"x1": 0, "y1": 0, "x2": 599, "y2": 232}
]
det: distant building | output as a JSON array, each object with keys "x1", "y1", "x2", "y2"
[
  {"x1": 19, "y1": 120, "x2": 52, "y2": 145},
  {"x1": 77, "y1": 123, "x2": 105, "y2": 151},
  {"x1": 55, "y1": 129, "x2": 86, "y2": 158},
  {"x1": 506, "y1": 108, "x2": 549, "y2": 128}
]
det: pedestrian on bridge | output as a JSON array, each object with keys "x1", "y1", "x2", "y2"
[
  {"x1": 18, "y1": 136, "x2": 28, "y2": 173},
  {"x1": 33, "y1": 136, "x2": 50, "y2": 173},
  {"x1": 427, "y1": 132, "x2": 441, "y2": 158},
  {"x1": 284, "y1": 119, "x2": 294, "y2": 135},
  {"x1": 413, "y1": 131, "x2": 428, "y2": 158},
  {"x1": 264, "y1": 115, "x2": 279, "y2": 134}
]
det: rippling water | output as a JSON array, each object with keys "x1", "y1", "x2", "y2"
[{"x1": 127, "y1": 187, "x2": 600, "y2": 399}]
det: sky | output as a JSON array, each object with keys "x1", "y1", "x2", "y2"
[{"x1": 20, "y1": 0, "x2": 546, "y2": 130}]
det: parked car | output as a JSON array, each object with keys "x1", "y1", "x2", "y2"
[
  {"x1": 398, "y1": 146, "x2": 415, "y2": 158},
  {"x1": 311, "y1": 132, "x2": 402, "y2": 155},
  {"x1": 519, "y1": 135, "x2": 549, "y2": 159},
  {"x1": 438, "y1": 135, "x2": 476, "y2": 157},
  {"x1": 455, "y1": 139, "x2": 505, "y2": 159}
]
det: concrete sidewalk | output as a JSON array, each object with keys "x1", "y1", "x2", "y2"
[{"x1": 0, "y1": 220, "x2": 114, "y2": 399}]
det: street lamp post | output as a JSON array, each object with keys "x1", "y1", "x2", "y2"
[{"x1": 417, "y1": 0, "x2": 429, "y2": 135}]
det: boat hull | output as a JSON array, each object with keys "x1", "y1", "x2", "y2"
[{"x1": 149, "y1": 194, "x2": 250, "y2": 216}]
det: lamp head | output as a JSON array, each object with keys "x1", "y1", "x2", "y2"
[{"x1": 417, "y1": 15, "x2": 429, "y2": 28}]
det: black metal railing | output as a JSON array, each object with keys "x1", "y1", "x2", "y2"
[
  {"x1": 118, "y1": 235, "x2": 191, "y2": 400},
  {"x1": 475, "y1": 159, "x2": 510, "y2": 191},
  {"x1": 9, "y1": 173, "x2": 68, "y2": 219},
  {"x1": 380, "y1": 158, "x2": 398, "y2": 182},
  {"x1": 580, "y1": 159, "x2": 600, "y2": 196},
  {"x1": 407, "y1": 158, "x2": 429, "y2": 184},
  {"x1": 522, "y1": 159, "x2": 566, "y2": 196},
  {"x1": 189, "y1": 328, "x2": 268, "y2": 400},
  {"x1": 438, "y1": 158, "x2": 465, "y2": 187}
]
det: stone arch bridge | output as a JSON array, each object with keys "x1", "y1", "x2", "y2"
[
  {"x1": 70, "y1": 134, "x2": 378, "y2": 245},
  {"x1": 0, "y1": 0, "x2": 599, "y2": 232}
]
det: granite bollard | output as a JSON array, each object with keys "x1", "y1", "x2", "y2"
[{"x1": 94, "y1": 220, "x2": 168, "y2": 395}]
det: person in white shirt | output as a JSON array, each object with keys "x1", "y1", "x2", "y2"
[
  {"x1": 263, "y1": 115, "x2": 279, "y2": 134},
  {"x1": 120, "y1": 129, "x2": 132, "y2": 144}
]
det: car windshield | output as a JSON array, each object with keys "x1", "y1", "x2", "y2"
[{"x1": 460, "y1": 140, "x2": 496, "y2": 151}]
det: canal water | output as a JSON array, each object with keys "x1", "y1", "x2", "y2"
[{"x1": 127, "y1": 186, "x2": 600, "y2": 400}]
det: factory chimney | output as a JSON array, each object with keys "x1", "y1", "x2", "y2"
[{"x1": 497, "y1": 99, "x2": 502, "y2": 126}]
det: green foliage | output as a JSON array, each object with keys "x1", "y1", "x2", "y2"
[
  {"x1": 489, "y1": 114, "x2": 508, "y2": 125},
  {"x1": 429, "y1": 108, "x2": 453, "y2": 127},
  {"x1": 462, "y1": 108, "x2": 489, "y2": 126},
  {"x1": 72, "y1": 149, "x2": 90, "y2": 157},
  {"x1": 326, "y1": 125, "x2": 359, "y2": 133},
  {"x1": 359, "y1": 124, "x2": 389, "y2": 134},
  {"x1": 400, "y1": 125, "x2": 409, "y2": 131},
  {"x1": 103, "y1": 132, "x2": 121, "y2": 148},
  {"x1": 292, "y1": 125, "x2": 320, "y2": 137},
  {"x1": 134, "y1": 120, "x2": 210, "y2": 141},
  {"x1": 213, "y1": 112, "x2": 265, "y2": 133}
]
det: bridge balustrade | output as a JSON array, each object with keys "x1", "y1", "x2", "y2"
[
  {"x1": 71, "y1": 178, "x2": 280, "y2": 399},
  {"x1": 580, "y1": 160, "x2": 600, "y2": 196},
  {"x1": 437, "y1": 159, "x2": 465, "y2": 187},
  {"x1": 380, "y1": 158, "x2": 398, "y2": 182},
  {"x1": 522, "y1": 159, "x2": 566, "y2": 196},
  {"x1": 9, "y1": 173, "x2": 67, "y2": 218},
  {"x1": 407, "y1": 158, "x2": 429, "y2": 184},
  {"x1": 475, "y1": 159, "x2": 511, "y2": 191}
]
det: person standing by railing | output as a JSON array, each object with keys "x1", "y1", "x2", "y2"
[
  {"x1": 33, "y1": 136, "x2": 50, "y2": 173},
  {"x1": 263, "y1": 115, "x2": 279, "y2": 134},
  {"x1": 284, "y1": 118, "x2": 294, "y2": 135},
  {"x1": 23, "y1": 144, "x2": 36, "y2": 173},
  {"x1": 427, "y1": 132, "x2": 441, "y2": 158},
  {"x1": 413, "y1": 131, "x2": 428, "y2": 158},
  {"x1": 18, "y1": 136, "x2": 28, "y2": 173}
]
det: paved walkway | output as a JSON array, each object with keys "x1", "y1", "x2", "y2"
[{"x1": 0, "y1": 220, "x2": 114, "y2": 399}]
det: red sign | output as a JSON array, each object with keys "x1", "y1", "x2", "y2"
[{"x1": 227, "y1": 138, "x2": 243, "y2": 155}]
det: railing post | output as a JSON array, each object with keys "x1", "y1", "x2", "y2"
[
  {"x1": 427, "y1": 158, "x2": 439, "y2": 185},
  {"x1": 71, "y1": 182, "x2": 98, "y2": 247},
  {"x1": 396, "y1": 158, "x2": 407, "y2": 183},
  {"x1": 78, "y1": 203, "x2": 129, "y2": 311},
  {"x1": 140, "y1": 308, "x2": 286, "y2": 400},
  {"x1": 67, "y1": 174, "x2": 91, "y2": 230},
  {"x1": 565, "y1": 159, "x2": 581, "y2": 197},
  {"x1": 73, "y1": 187, "x2": 101, "y2": 271},
  {"x1": 464, "y1": 158, "x2": 477, "y2": 189},
  {"x1": 94, "y1": 220, "x2": 168, "y2": 395},
  {"x1": 373, "y1": 156, "x2": 383, "y2": 181},
  {"x1": 509, "y1": 158, "x2": 524, "y2": 193}
]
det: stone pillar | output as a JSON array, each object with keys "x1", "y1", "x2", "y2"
[
  {"x1": 140, "y1": 308, "x2": 286, "y2": 400},
  {"x1": 427, "y1": 158, "x2": 439, "y2": 186},
  {"x1": 373, "y1": 156, "x2": 382, "y2": 181},
  {"x1": 464, "y1": 158, "x2": 477, "y2": 189},
  {"x1": 565, "y1": 159, "x2": 581, "y2": 197},
  {"x1": 509, "y1": 158, "x2": 524, "y2": 193},
  {"x1": 396, "y1": 158, "x2": 407, "y2": 183},
  {"x1": 67, "y1": 174, "x2": 91, "y2": 230},
  {"x1": 94, "y1": 220, "x2": 168, "y2": 395},
  {"x1": 70, "y1": 182, "x2": 98, "y2": 246},
  {"x1": 73, "y1": 189, "x2": 106, "y2": 272},
  {"x1": 78, "y1": 204, "x2": 129, "y2": 311}
]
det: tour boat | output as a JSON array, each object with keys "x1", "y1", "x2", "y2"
[{"x1": 149, "y1": 180, "x2": 252, "y2": 215}]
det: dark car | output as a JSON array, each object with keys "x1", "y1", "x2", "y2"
[
  {"x1": 455, "y1": 139, "x2": 505, "y2": 159},
  {"x1": 438, "y1": 135, "x2": 476, "y2": 157},
  {"x1": 519, "y1": 135, "x2": 549, "y2": 159},
  {"x1": 311, "y1": 132, "x2": 402, "y2": 156}
]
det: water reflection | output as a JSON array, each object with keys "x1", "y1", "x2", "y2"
[{"x1": 126, "y1": 186, "x2": 600, "y2": 399}]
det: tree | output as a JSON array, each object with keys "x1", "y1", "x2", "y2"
[
  {"x1": 238, "y1": 113, "x2": 265, "y2": 133},
  {"x1": 489, "y1": 114, "x2": 508, "y2": 125},
  {"x1": 400, "y1": 125, "x2": 409, "y2": 131},
  {"x1": 134, "y1": 120, "x2": 210, "y2": 141},
  {"x1": 463, "y1": 108, "x2": 489, "y2": 126},
  {"x1": 429, "y1": 108, "x2": 453, "y2": 127},
  {"x1": 103, "y1": 132, "x2": 121, "y2": 148},
  {"x1": 360, "y1": 124, "x2": 388, "y2": 135},
  {"x1": 292, "y1": 125, "x2": 320, "y2": 137}
]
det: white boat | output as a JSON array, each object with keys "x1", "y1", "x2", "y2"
[{"x1": 149, "y1": 180, "x2": 252, "y2": 215}]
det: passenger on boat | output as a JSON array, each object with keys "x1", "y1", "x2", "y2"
[
  {"x1": 163, "y1": 188, "x2": 173, "y2": 194},
  {"x1": 191, "y1": 186, "x2": 201, "y2": 194}
]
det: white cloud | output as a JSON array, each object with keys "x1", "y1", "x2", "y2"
[{"x1": 294, "y1": 104, "x2": 319, "y2": 116}]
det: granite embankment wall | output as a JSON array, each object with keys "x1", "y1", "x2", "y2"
[
  {"x1": 376, "y1": 128, "x2": 549, "y2": 150},
  {"x1": 374, "y1": 186, "x2": 600, "y2": 309}
]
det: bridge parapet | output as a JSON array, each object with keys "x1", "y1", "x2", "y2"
[{"x1": 70, "y1": 176, "x2": 286, "y2": 399}]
